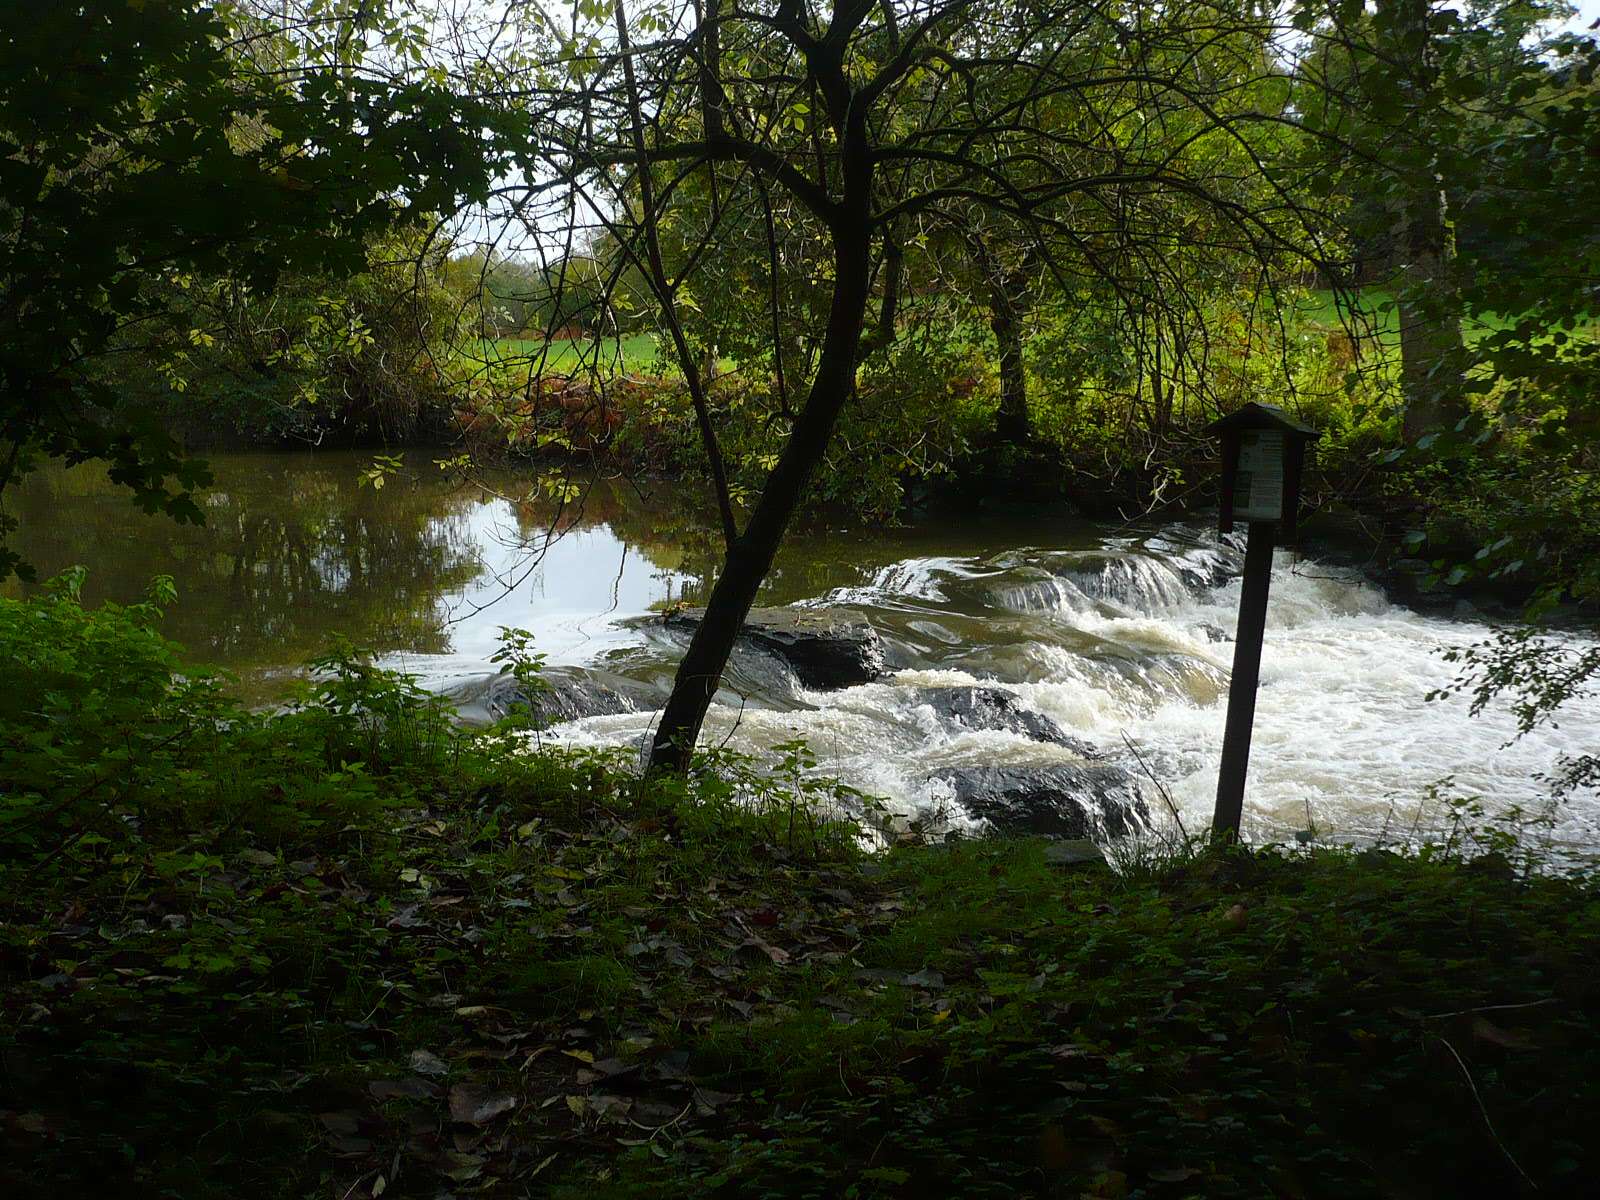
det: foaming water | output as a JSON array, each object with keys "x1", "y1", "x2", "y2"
[
  {"x1": 26, "y1": 453, "x2": 1584, "y2": 848},
  {"x1": 548, "y1": 533, "x2": 1600, "y2": 851}
]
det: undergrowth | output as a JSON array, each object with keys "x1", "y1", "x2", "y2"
[{"x1": 3, "y1": 583, "x2": 1597, "y2": 1198}]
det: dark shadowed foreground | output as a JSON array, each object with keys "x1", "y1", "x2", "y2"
[{"x1": 3, "y1": 588, "x2": 1597, "y2": 1199}]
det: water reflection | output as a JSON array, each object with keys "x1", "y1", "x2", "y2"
[
  {"x1": 7, "y1": 451, "x2": 1091, "y2": 698},
  {"x1": 8, "y1": 452, "x2": 709, "y2": 695},
  {"x1": 10, "y1": 452, "x2": 1599, "y2": 848}
]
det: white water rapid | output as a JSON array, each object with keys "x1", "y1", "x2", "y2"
[{"x1": 543, "y1": 529, "x2": 1600, "y2": 852}]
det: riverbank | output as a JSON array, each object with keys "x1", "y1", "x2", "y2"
[
  {"x1": 156, "y1": 407, "x2": 1600, "y2": 622},
  {"x1": 4, "y1": 588, "x2": 1598, "y2": 1199},
  {"x1": 13, "y1": 451, "x2": 1599, "y2": 848}
]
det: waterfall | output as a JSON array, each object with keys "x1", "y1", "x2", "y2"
[{"x1": 546, "y1": 526, "x2": 1600, "y2": 852}]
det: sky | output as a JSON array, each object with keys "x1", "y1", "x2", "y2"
[{"x1": 1558, "y1": 0, "x2": 1600, "y2": 36}]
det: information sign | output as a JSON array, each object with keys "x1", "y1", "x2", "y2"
[{"x1": 1234, "y1": 430, "x2": 1285, "y2": 523}]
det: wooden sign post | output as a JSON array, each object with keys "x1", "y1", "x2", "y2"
[{"x1": 1203, "y1": 404, "x2": 1319, "y2": 841}]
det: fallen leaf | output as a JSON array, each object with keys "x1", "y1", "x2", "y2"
[
  {"x1": 692, "y1": 1087, "x2": 738, "y2": 1115},
  {"x1": 439, "y1": 1151, "x2": 484, "y2": 1182},
  {"x1": 1149, "y1": 1167, "x2": 1201, "y2": 1184},
  {"x1": 448, "y1": 1084, "x2": 517, "y2": 1125},
  {"x1": 409, "y1": 1049, "x2": 448, "y2": 1077},
  {"x1": 386, "y1": 905, "x2": 426, "y2": 929},
  {"x1": 739, "y1": 935, "x2": 790, "y2": 965},
  {"x1": 853, "y1": 967, "x2": 903, "y2": 985},
  {"x1": 590, "y1": 1094, "x2": 634, "y2": 1122},
  {"x1": 1471, "y1": 1016, "x2": 1536, "y2": 1050},
  {"x1": 317, "y1": 1111, "x2": 361, "y2": 1136},
  {"x1": 370, "y1": 1077, "x2": 439, "y2": 1102}
]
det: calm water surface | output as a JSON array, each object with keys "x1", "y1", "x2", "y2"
[{"x1": 12, "y1": 450, "x2": 1599, "y2": 851}]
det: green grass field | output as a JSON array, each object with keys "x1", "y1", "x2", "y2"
[
  {"x1": 457, "y1": 297, "x2": 1592, "y2": 388},
  {"x1": 471, "y1": 333, "x2": 662, "y2": 374},
  {"x1": 468, "y1": 334, "x2": 748, "y2": 378},
  {"x1": 1298, "y1": 288, "x2": 1597, "y2": 349}
]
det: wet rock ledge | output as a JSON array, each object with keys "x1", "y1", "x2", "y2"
[
  {"x1": 909, "y1": 685, "x2": 1099, "y2": 755},
  {"x1": 932, "y1": 764, "x2": 1151, "y2": 841},
  {"x1": 449, "y1": 670, "x2": 641, "y2": 728},
  {"x1": 660, "y1": 606, "x2": 885, "y2": 690}
]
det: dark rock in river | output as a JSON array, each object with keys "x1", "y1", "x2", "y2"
[
  {"x1": 931, "y1": 764, "x2": 1150, "y2": 840},
  {"x1": 450, "y1": 670, "x2": 640, "y2": 727},
  {"x1": 911, "y1": 686, "x2": 1099, "y2": 756},
  {"x1": 661, "y1": 606, "x2": 884, "y2": 690}
]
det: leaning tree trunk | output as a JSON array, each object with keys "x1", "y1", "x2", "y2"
[{"x1": 648, "y1": 220, "x2": 875, "y2": 772}]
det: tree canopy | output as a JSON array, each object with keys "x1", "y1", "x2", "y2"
[
  {"x1": 0, "y1": 0, "x2": 504, "y2": 578},
  {"x1": 3, "y1": 0, "x2": 1597, "y2": 761}
]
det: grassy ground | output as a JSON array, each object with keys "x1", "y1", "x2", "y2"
[
  {"x1": 1297, "y1": 288, "x2": 1599, "y2": 349},
  {"x1": 5, "y1": 592, "x2": 1600, "y2": 1199},
  {"x1": 7, "y1": 763, "x2": 1599, "y2": 1199},
  {"x1": 469, "y1": 335, "x2": 662, "y2": 374}
]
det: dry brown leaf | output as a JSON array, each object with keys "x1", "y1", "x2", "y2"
[
  {"x1": 447, "y1": 1084, "x2": 517, "y2": 1125},
  {"x1": 370, "y1": 1077, "x2": 439, "y2": 1102},
  {"x1": 740, "y1": 935, "x2": 791, "y2": 965},
  {"x1": 1471, "y1": 1016, "x2": 1536, "y2": 1050},
  {"x1": 317, "y1": 1111, "x2": 361, "y2": 1135}
]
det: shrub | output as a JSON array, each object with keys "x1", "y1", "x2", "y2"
[{"x1": 0, "y1": 575, "x2": 472, "y2": 864}]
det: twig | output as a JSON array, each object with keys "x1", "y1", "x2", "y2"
[
  {"x1": 1432, "y1": 1034, "x2": 1539, "y2": 1191},
  {"x1": 627, "y1": 1098, "x2": 693, "y2": 1135},
  {"x1": 1424, "y1": 997, "x2": 1559, "y2": 1021},
  {"x1": 1120, "y1": 731, "x2": 1187, "y2": 841}
]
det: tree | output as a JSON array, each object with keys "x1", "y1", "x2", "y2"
[
  {"x1": 0, "y1": 0, "x2": 502, "y2": 578},
  {"x1": 1295, "y1": 1, "x2": 1590, "y2": 445},
  {"x1": 1378, "y1": 0, "x2": 1472, "y2": 442},
  {"x1": 460, "y1": 0, "x2": 1333, "y2": 771}
]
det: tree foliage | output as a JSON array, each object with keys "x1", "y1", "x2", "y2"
[
  {"x1": 0, "y1": 0, "x2": 503, "y2": 578},
  {"x1": 452, "y1": 0, "x2": 1339, "y2": 767}
]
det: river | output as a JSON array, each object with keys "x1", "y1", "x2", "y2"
[{"x1": 11, "y1": 449, "x2": 1598, "y2": 852}]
